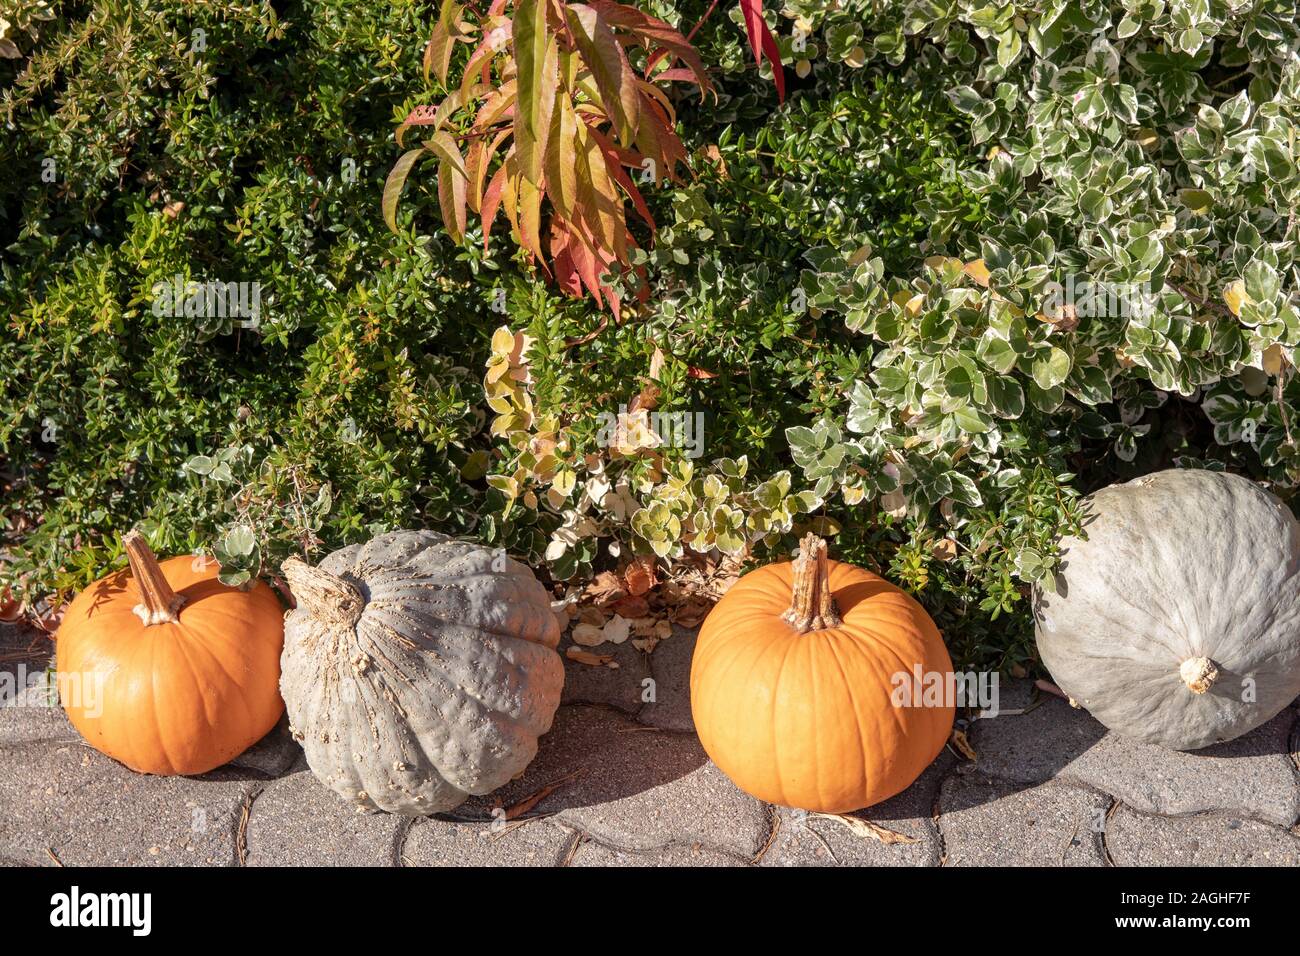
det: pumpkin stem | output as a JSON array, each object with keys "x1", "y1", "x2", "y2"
[
  {"x1": 282, "y1": 557, "x2": 365, "y2": 628},
  {"x1": 123, "y1": 530, "x2": 186, "y2": 626},
  {"x1": 1179, "y1": 656, "x2": 1219, "y2": 694},
  {"x1": 781, "y1": 533, "x2": 842, "y2": 633}
]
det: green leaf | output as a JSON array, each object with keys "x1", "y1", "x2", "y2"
[
  {"x1": 513, "y1": 0, "x2": 555, "y2": 191},
  {"x1": 872, "y1": 365, "x2": 909, "y2": 391},
  {"x1": 1032, "y1": 347, "x2": 1071, "y2": 389},
  {"x1": 1245, "y1": 260, "x2": 1279, "y2": 304},
  {"x1": 382, "y1": 148, "x2": 427, "y2": 233},
  {"x1": 425, "y1": 0, "x2": 464, "y2": 83},
  {"x1": 947, "y1": 471, "x2": 982, "y2": 507},
  {"x1": 222, "y1": 526, "x2": 256, "y2": 557},
  {"x1": 952, "y1": 405, "x2": 991, "y2": 434},
  {"x1": 1177, "y1": 188, "x2": 1213, "y2": 215}
]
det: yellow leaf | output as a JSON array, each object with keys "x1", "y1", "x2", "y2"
[
  {"x1": 1224, "y1": 279, "x2": 1251, "y2": 317},
  {"x1": 1263, "y1": 342, "x2": 1286, "y2": 376},
  {"x1": 491, "y1": 325, "x2": 517, "y2": 356},
  {"x1": 963, "y1": 259, "x2": 991, "y2": 287}
]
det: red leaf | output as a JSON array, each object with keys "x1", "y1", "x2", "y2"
[
  {"x1": 588, "y1": 0, "x2": 712, "y2": 95},
  {"x1": 738, "y1": 0, "x2": 785, "y2": 101},
  {"x1": 550, "y1": 224, "x2": 585, "y2": 298}
]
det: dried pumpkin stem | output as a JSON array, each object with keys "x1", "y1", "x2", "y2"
[
  {"x1": 282, "y1": 557, "x2": 365, "y2": 628},
  {"x1": 123, "y1": 530, "x2": 185, "y2": 626},
  {"x1": 781, "y1": 533, "x2": 842, "y2": 633},
  {"x1": 1179, "y1": 656, "x2": 1219, "y2": 694}
]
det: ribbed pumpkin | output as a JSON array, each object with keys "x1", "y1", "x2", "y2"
[
  {"x1": 1035, "y1": 468, "x2": 1300, "y2": 750},
  {"x1": 280, "y1": 531, "x2": 564, "y2": 814},
  {"x1": 691, "y1": 534, "x2": 955, "y2": 813},
  {"x1": 55, "y1": 531, "x2": 285, "y2": 775}
]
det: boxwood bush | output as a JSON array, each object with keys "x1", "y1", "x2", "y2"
[{"x1": 3, "y1": 0, "x2": 1297, "y2": 673}]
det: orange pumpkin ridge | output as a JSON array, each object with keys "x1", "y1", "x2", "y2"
[
  {"x1": 55, "y1": 531, "x2": 285, "y2": 776},
  {"x1": 690, "y1": 533, "x2": 954, "y2": 813}
]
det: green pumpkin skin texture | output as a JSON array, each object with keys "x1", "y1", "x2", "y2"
[
  {"x1": 281, "y1": 531, "x2": 564, "y2": 814},
  {"x1": 1034, "y1": 469, "x2": 1300, "y2": 751}
]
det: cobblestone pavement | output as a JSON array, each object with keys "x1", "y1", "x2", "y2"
[{"x1": 3, "y1": 622, "x2": 1298, "y2": 866}]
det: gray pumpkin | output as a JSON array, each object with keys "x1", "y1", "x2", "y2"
[
  {"x1": 280, "y1": 531, "x2": 564, "y2": 814},
  {"x1": 1034, "y1": 468, "x2": 1300, "y2": 750}
]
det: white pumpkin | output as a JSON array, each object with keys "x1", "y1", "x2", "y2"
[
  {"x1": 1034, "y1": 469, "x2": 1300, "y2": 750},
  {"x1": 281, "y1": 531, "x2": 564, "y2": 813}
]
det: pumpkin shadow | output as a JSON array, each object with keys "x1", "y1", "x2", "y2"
[
  {"x1": 442, "y1": 704, "x2": 709, "y2": 820},
  {"x1": 0, "y1": 620, "x2": 55, "y2": 706}
]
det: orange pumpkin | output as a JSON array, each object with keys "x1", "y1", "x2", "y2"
[
  {"x1": 690, "y1": 534, "x2": 954, "y2": 813},
  {"x1": 56, "y1": 531, "x2": 285, "y2": 775}
]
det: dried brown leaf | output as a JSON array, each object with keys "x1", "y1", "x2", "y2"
[
  {"x1": 583, "y1": 570, "x2": 626, "y2": 606},
  {"x1": 622, "y1": 555, "x2": 657, "y2": 596},
  {"x1": 571, "y1": 623, "x2": 606, "y2": 647},
  {"x1": 810, "y1": 813, "x2": 919, "y2": 845},
  {"x1": 610, "y1": 594, "x2": 649, "y2": 619},
  {"x1": 566, "y1": 646, "x2": 618, "y2": 667},
  {"x1": 948, "y1": 728, "x2": 977, "y2": 761}
]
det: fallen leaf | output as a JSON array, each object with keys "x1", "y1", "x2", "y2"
[
  {"x1": 577, "y1": 605, "x2": 609, "y2": 627},
  {"x1": 622, "y1": 555, "x2": 657, "y2": 595},
  {"x1": 948, "y1": 728, "x2": 977, "y2": 761},
  {"x1": 610, "y1": 594, "x2": 649, "y2": 618},
  {"x1": 670, "y1": 600, "x2": 712, "y2": 628},
  {"x1": 583, "y1": 571, "x2": 626, "y2": 606},
  {"x1": 571, "y1": 623, "x2": 606, "y2": 647},
  {"x1": 163, "y1": 200, "x2": 186, "y2": 219},
  {"x1": 504, "y1": 769, "x2": 584, "y2": 819},
  {"x1": 811, "y1": 813, "x2": 919, "y2": 845},
  {"x1": 602, "y1": 615, "x2": 631, "y2": 645},
  {"x1": 1034, "y1": 678, "x2": 1069, "y2": 700},
  {"x1": 627, "y1": 616, "x2": 658, "y2": 635},
  {"x1": 566, "y1": 647, "x2": 618, "y2": 667}
]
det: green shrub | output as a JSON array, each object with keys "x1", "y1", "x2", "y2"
[
  {"x1": 1, "y1": 1, "x2": 486, "y2": 596},
  {"x1": 5, "y1": 0, "x2": 1295, "y2": 675}
]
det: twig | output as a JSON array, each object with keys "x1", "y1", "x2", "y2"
[
  {"x1": 1169, "y1": 281, "x2": 1232, "y2": 319},
  {"x1": 46, "y1": 847, "x2": 63, "y2": 867},
  {"x1": 803, "y1": 820, "x2": 841, "y2": 865},
  {"x1": 562, "y1": 314, "x2": 609, "y2": 350}
]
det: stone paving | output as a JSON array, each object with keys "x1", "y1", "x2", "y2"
[{"x1": 2, "y1": 621, "x2": 1298, "y2": 867}]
